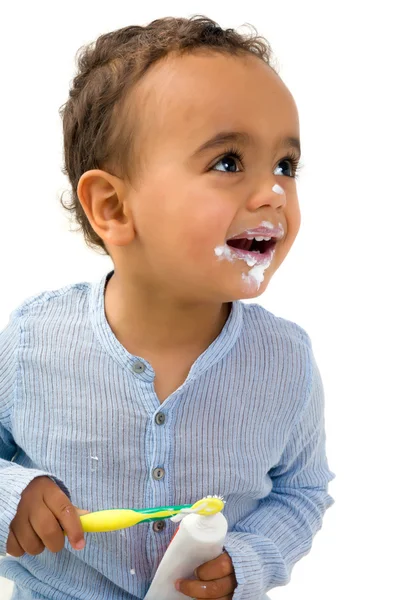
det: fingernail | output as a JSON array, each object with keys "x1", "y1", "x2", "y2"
[
  {"x1": 175, "y1": 580, "x2": 181, "y2": 591},
  {"x1": 75, "y1": 539, "x2": 85, "y2": 550}
]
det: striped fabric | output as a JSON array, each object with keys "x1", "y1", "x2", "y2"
[{"x1": 0, "y1": 270, "x2": 335, "y2": 599}]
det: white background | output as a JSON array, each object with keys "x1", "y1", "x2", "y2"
[{"x1": 0, "y1": 0, "x2": 399, "y2": 598}]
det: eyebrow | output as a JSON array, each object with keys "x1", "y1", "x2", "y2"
[{"x1": 192, "y1": 131, "x2": 301, "y2": 157}]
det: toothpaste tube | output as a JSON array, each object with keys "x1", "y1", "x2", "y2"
[{"x1": 144, "y1": 511, "x2": 228, "y2": 600}]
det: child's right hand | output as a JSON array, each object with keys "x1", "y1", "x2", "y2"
[{"x1": 6, "y1": 475, "x2": 87, "y2": 556}]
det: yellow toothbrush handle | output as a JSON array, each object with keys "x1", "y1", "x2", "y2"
[
  {"x1": 77, "y1": 498, "x2": 225, "y2": 534},
  {"x1": 80, "y1": 509, "x2": 143, "y2": 532}
]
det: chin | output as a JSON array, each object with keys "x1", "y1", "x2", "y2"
[
  {"x1": 240, "y1": 283, "x2": 269, "y2": 300},
  {"x1": 220, "y1": 277, "x2": 270, "y2": 303}
]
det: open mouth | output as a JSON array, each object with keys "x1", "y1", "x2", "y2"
[{"x1": 226, "y1": 237, "x2": 277, "y2": 255}]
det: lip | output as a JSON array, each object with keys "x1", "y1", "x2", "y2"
[{"x1": 228, "y1": 222, "x2": 285, "y2": 241}]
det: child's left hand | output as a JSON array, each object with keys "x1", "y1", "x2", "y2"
[{"x1": 175, "y1": 551, "x2": 237, "y2": 599}]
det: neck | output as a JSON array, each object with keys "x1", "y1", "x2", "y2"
[{"x1": 104, "y1": 270, "x2": 231, "y2": 356}]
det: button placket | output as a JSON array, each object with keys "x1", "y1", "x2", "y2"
[
  {"x1": 150, "y1": 401, "x2": 169, "y2": 537},
  {"x1": 151, "y1": 466, "x2": 166, "y2": 532}
]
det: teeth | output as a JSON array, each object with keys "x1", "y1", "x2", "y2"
[
  {"x1": 226, "y1": 234, "x2": 276, "y2": 245},
  {"x1": 229, "y1": 235, "x2": 273, "y2": 242}
]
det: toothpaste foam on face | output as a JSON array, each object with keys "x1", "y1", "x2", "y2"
[
  {"x1": 241, "y1": 253, "x2": 274, "y2": 289},
  {"x1": 214, "y1": 244, "x2": 275, "y2": 290}
]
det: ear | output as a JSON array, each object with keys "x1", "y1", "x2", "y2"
[{"x1": 77, "y1": 169, "x2": 134, "y2": 247}]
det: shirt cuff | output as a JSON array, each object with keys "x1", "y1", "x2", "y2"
[{"x1": 223, "y1": 533, "x2": 263, "y2": 600}]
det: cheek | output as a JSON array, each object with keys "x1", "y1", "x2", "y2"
[
  {"x1": 171, "y1": 185, "x2": 234, "y2": 243},
  {"x1": 135, "y1": 177, "x2": 235, "y2": 253},
  {"x1": 278, "y1": 202, "x2": 300, "y2": 260},
  {"x1": 288, "y1": 200, "x2": 301, "y2": 240},
  {"x1": 182, "y1": 201, "x2": 233, "y2": 258}
]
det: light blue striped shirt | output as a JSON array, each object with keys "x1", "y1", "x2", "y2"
[{"x1": 0, "y1": 270, "x2": 335, "y2": 599}]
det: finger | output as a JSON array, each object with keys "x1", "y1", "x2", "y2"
[
  {"x1": 11, "y1": 518, "x2": 45, "y2": 556},
  {"x1": 29, "y1": 506, "x2": 66, "y2": 553},
  {"x1": 76, "y1": 509, "x2": 90, "y2": 516},
  {"x1": 43, "y1": 487, "x2": 85, "y2": 550},
  {"x1": 6, "y1": 528, "x2": 24, "y2": 557},
  {"x1": 195, "y1": 553, "x2": 234, "y2": 581},
  {"x1": 176, "y1": 574, "x2": 237, "y2": 599}
]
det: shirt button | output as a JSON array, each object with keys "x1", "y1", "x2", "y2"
[
  {"x1": 155, "y1": 412, "x2": 166, "y2": 425},
  {"x1": 132, "y1": 361, "x2": 145, "y2": 374},
  {"x1": 153, "y1": 520, "x2": 166, "y2": 532},
  {"x1": 152, "y1": 467, "x2": 165, "y2": 480}
]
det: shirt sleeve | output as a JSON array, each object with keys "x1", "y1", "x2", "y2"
[
  {"x1": 0, "y1": 309, "x2": 71, "y2": 556},
  {"x1": 223, "y1": 346, "x2": 336, "y2": 600}
]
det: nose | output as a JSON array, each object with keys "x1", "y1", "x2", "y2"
[{"x1": 247, "y1": 181, "x2": 287, "y2": 212}]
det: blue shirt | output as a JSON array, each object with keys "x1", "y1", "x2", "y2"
[{"x1": 0, "y1": 270, "x2": 335, "y2": 599}]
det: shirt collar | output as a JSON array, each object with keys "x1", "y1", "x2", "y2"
[{"x1": 89, "y1": 270, "x2": 243, "y2": 383}]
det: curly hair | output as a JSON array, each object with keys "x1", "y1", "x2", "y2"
[{"x1": 59, "y1": 15, "x2": 275, "y2": 254}]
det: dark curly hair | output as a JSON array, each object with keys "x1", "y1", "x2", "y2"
[{"x1": 59, "y1": 15, "x2": 275, "y2": 254}]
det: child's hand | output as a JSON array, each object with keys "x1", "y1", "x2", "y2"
[
  {"x1": 175, "y1": 551, "x2": 237, "y2": 599},
  {"x1": 6, "y1": 476, "x2": 88, "y2": 556}
]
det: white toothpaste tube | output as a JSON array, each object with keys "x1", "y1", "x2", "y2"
[{"x1": 144, "y1": 511, "x2": 228, "y2": 600}]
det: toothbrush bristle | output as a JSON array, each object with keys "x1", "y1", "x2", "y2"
[
  {"x1": 171, "y1": 494, "x2": 225, "y2": 522},
  {"x1": 210, "y1": 494, "x2": 225, "y2": 503}
]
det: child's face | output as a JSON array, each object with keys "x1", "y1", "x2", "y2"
[{"x1": 121, "y1": 51, "x2": 301, "y2": 302}]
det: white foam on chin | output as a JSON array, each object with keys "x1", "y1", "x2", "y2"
[{"x1": 214, "y1": 244, "x2": 275, "y2": 290}]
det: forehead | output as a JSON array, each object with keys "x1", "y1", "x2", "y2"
[{"x1": 133, "y1": 51, "x2": 299, "y2": 151}]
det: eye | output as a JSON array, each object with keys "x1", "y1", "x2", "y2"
[
  {"x1": 274, "y1": 153, "x2": 302, "y2": 179},
  {"x1": 211, "y1": 150, "x2": 243, "y2": 173},
  {"x1": 210, "y1": 148, "x2": 303, "y2": 178}
]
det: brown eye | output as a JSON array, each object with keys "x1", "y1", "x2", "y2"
[
  {"x1": 274, "y1": 159, "x2": 294, "y2": 177},
  {"x1": 212, "y1": 153, "x2": 241, "y2": 173},
  {"x1": 274, "y1": 154, "x2": 302, "y2": 179}
]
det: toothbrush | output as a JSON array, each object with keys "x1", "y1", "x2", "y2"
[{"x1": 78, "y1": 495, "x2": 225, "y2": 533}]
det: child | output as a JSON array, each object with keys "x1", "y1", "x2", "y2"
[{"x1": 0, "y1": 15, "x2": 336, "y2": 600}]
